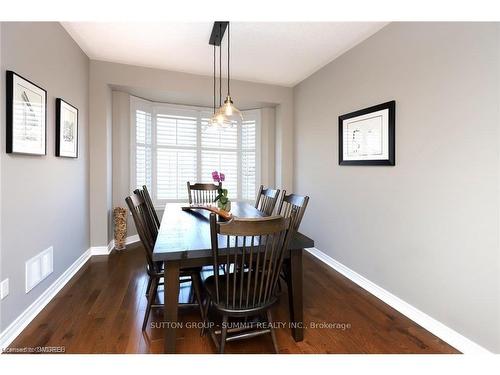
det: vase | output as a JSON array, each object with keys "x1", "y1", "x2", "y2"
[
  {"x1": 217, "y1": 200, "x2": 231, "y2": 212},
  {"x1": 113, "y1": 207, "x2": 128, "y2": 251}
]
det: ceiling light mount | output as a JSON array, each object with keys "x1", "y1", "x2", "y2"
[{"x1": 209, "y1": 21, "x2": 228, "y2": 46}]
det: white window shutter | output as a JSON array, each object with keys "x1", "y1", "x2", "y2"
[
  {"x1": 156, "y1": 113, "x2": 198, "y2": 200},
  {"x1": 241, "y1": 119, "x2": 257, "y2": 201},
  {"x1": 135, "y1": 110, "x2": 152, "y2": 191},
  {"x1": 201, "y1": 120, "x2": 238, "y2": 199}
]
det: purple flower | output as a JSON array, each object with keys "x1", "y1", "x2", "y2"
[
  {"x1": 212, "y1": 170, "x2": 220, "y2": 182},
  {"x1": 219, "y1": 173, "x2": 225, "y2": 182}
]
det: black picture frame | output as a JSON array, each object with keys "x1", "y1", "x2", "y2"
[
  {"x1": 55, "y1": 98, "x2": 79, "y2": 158},
  {"x1": 338, "y1": 100, "x2": 395, "y2": 166},
  {"x1": 6, "y1": 70, "x2": 47, "y2": 155}
]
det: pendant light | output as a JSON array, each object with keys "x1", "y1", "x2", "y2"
[
  {"x1": 220, "y1": 22, "x2": 243, "y2": 123},
  {"x1": 210, "y1": 23, "x2": 231, "y2": 128}
]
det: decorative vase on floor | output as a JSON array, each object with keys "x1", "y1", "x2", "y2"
[{"x1": 113, "y1": 207, "x2": 128, "y2": 251}]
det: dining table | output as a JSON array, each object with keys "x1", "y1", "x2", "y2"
[{"x1": 152, "y1": 201, "x2": 315, "y2": 353}]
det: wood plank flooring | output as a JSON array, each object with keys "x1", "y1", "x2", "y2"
[{"x1": 8, "y1": 244, "x2": 459, "y2": 354}]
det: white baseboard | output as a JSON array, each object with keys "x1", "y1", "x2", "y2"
[
  {"x1": 125, "y1": 234, "x2": 139, "y2": 245},
  {"x1": 0, "y1": 248, "x2": 92, "y2": 349},
  {"x1": 305, "y1": 247, "x2": 491, "y2": 354},
  {"x1": 90, "y1": 234, "x2": 140, "y2": 255},
  {"x1": 90, "y1": 245, "x2": 111, "y2": 256}
]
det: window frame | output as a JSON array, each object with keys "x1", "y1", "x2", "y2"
[{"x1": 130, "y1": 96, "x2": 261, "y2": 208}]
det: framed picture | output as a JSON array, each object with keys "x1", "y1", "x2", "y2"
[
  {"x1": 55, "y1": 98, "x2": 78, "y2": 158},
  {"x1": 339, "y1": 101, "x2": 395, "y2": 166},
  {"x1": 6, "y1": 71, "x2": 47, "y2": 155}
]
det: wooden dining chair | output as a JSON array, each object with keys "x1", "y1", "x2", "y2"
[
  {"x1": 133, "y1": 187, "x2": 161, "y2": 301},
  {"x1": 125, "y1": 193, "x2": 204, "y2": 331},
  {"x1": 134, "y1": 187, "x2": 159, "y2": 242},
  {"x1": 277, "y1": 192, "x2": 310, "y2": 293},
  {"x1": 254, "y1": 185, "x2": 280, "y2": 215},
  {"x1": 187, "y1": 182, "x2": 221, "y2": 204},
  {"x1": 277, "y1": 192, "x2": 310, "y2": 232},
  {"x1": 140, "y1": 185, "x2": 160, "y2": 229},
  {"x1": 202, "y1": 208, "x2": 298, "y2": 353}
]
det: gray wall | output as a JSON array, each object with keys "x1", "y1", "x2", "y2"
[
  {"x1": 0, "y1": 22, "x2": 89, "y2": 331},
  {"x1": 294, "y1": 22, "x2": 500, "y2": 352},
  {"x1": 90, "y1": 61, "x2": 293, "y2": 246}
]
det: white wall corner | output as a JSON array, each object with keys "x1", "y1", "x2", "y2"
[{"x1": 305, "y1": 247, "x2": 492, "y2": 354}]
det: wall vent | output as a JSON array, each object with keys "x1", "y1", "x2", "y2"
[{"x1": 25, "y1": 246, "x2": 53, "y2": 293}]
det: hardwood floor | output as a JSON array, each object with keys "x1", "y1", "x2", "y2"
[{"x1": 8, "y1": 244, "x2": 459, "y2": 354}]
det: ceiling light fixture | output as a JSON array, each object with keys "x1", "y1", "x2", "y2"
[
  {"x1": 208, "y1": 21, "x2": 242, "y2": 129},
  {"x1": 220, "y1": 22, "x2": 242, "y2": 123}
]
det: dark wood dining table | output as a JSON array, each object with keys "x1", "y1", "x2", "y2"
[{"x1": 152, "y1": 202, "x2": 314, "y2": 353}]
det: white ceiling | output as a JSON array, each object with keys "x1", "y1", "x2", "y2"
[{"x1": 62, "y1": 22, "x2": 387, "y2": 87}]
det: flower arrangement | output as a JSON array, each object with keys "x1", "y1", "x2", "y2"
[{"x1": 212, "y1": 170, "x2": 231, "y2": 211}]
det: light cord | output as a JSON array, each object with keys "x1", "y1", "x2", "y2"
[
  {"x1": 219, "y1": 24, "x2": 222, "y2": 107},
  {"x1": 213, "y1": 44, "x2": 216, "y2": 114},
  {"x1": 227, "y1": 22, "x2": 230, "y2": 96}
]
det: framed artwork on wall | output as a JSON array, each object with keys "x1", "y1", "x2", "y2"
[
  {"x1": 55, "y1": 98, "x2": 78, "y2": 158},
  {"x1": 339, "y1": 100, "x2": 395, "y2": 166},
  {"x1": 6, "y1": 71, "x2": 47, "y2": 155}
]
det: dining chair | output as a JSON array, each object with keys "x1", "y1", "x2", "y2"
[
  {"x1": 134, "y1": 187, "x2": 159, "y2": 243},
  {"x1": 202, "y1": 208, "x2": 298, "y2": 353},
  {"x1": 125, "y1": 193, "x2": 205, "y2": 331},
  {"x1": 277, "y1": 192, "x2": 310, "y2": 232},
  {"x1": 140, "y1": 185, "x2": 160, "y2": 229},
  {"x1": 187, "y1": 182, "x2": 221, "y2": 204},
  {"x1": 254, "y1": 185, "x2": 280, "y2": 215},
  {"x1": 133, "y1": 187, "x2": 161, "y2": 301},
  {"x1": 276, "y1": 192, "x2": 310, "y2": 293}
]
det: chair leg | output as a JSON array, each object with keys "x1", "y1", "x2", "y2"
[
  {"x1": 143, "y1": 277, "x2": 158, "y2": 331},
  {"x1": 201, "y1": 295, "x2": 211, "y2": 337},
  {"x1": 267, "y1": 310, "x2": 279, "y2": 354},
  {"x1": 190, "y1": 272, "x2": 205, "y2": 321},
  {"x1": 219, "y1": 314, "x2": 228, "y2": 354},
  {"x1": 145, "y1": 276, "x2": 152, "y2": 298}
]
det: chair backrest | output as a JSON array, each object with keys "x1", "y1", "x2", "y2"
[
  {"x1": 209, "y1": 208, "x2": 297, "y2": 311},
  {"x1": 277, "y1": 192, "x2": 310, "y2": 232},
  {"x1": 254, "y1": 185, "x2": 280, "y2": 215},
  {"x1": 134, "y1": 188, "x2": 158, "y2": 242},
  {"x1": 187, "y1": 182, "x2": 221, "y2": 204},
  {"x1": 141, "y1": 185, "x2": 160, "y2": 229},
  {"x1": 125, "y1": 193, "x2": 157, "y2": 272}
]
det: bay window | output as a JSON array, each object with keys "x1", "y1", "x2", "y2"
[{"x1": 131, "y1": 97, "x2": 260, "y2": 207}]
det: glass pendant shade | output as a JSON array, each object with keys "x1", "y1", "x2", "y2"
[
  {"x1": 221, "y1": 95, "x2": 243, "y2": 122},
  {"x1": 209, "y1": 107, "x2": 232, "y2": 128}
]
